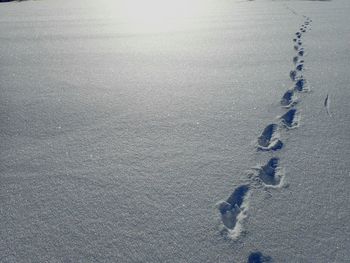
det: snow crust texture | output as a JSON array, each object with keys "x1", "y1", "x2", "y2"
[{"x1": 1, "y1": 0, "x2": 349, "y2": 262}]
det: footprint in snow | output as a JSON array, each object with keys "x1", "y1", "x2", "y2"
[
  {"x1": 218, "y1": 185, "x2": 249, "y2": 231},
  {"x1": 281, "y1": 108, "x2": 298, "y2": 128},
  {"x1": 294, "y1": 78, "x2": 306, "y2": 91},
  {"x1": 290, "y1": 70, "x2": 297, "y2": 81},
  {"x1": 257, "y1": 124, "x2": 283, "y2": 151},
  {"x1": 281, "y1": 89, "x2": 297, "y2": 108},
  {"x1": 296, "y1": 64, "x2": 303, "y2": 71},
  {"x1": 247, "y1": 252, "x2": 272, "y2": 263},
  {"x1": 293, "y1": 56, "x2": 299, "y2": 64},
  {"x1": 257, "y1": 158, "x2": 282, "y2": 186}
]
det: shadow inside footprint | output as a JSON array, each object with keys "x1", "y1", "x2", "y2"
[
  {"x1": 298, "y1": 50, "x2": 304, "y2": 56},
  {"x1": 248, "y1": 252, "x2": 272, "y2": 263},
  {"x1": 259, "y1": 158, "x2": 280, "y2": 186},
  {"x1": 257, "y1": 124, "x2": 283, "y2": 151},
  {"x1": 218, "y1": 185, "x2": 249, "y2": 230},
  {"x1": 281, "y1": 89, "x2": 296, "y2": 107},
  {"x1": 281, "y1": 108, "x2": 297, "y2": 128},
  {"x1": 295, "y1": 78, "x2": 305, "y2": 91},
  {"x1": 290, "y1": 70, "x2": 297, "y2": 81},
  {"x1": 293, "y1": 56, "x2": 299, "y2": 64},
  {"x1": 296, "y1": 64, "x2": 303, "y2": 71}
]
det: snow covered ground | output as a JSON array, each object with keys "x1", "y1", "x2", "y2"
[{"x1": 1, "y1": 0, "x2": 349, "y2": 262}]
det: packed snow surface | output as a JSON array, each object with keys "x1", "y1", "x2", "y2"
[{"x1": 1, "y1": 0, "x2": 349, "y2": 262}]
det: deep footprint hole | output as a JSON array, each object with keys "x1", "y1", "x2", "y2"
[
  {"x1": 259, "y1": 158, "x2": 281, "y2": 186},
  {"x1": 248, "y1": 252, "x2": 272, "y2": 263},
  {"x1": 219, "y1": 185, "x2": 250, "y2": 230},
  {"x1": 281, "y1": 89, "x2": 295, "y2": 107},
  {"x1": 281, "y1": 108, "x2": 297, "y2": 127}
]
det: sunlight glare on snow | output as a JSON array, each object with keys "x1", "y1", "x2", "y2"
[{"x1": 114, "y1": 0, "x2": 210, "y2": 33}]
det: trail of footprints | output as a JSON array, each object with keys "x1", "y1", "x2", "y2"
[{"x1": 217, "y1": 16, "x2": 313, "y2": 261}]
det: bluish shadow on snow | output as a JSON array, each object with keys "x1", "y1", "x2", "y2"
[
  {"x1": 296, "y1": 63, "x2": 304, "y2": 71},
  {"x1": 294, "y1": 78, "x2": 306, "y2": 91},
  {"x1": 281, "y1": 89, "x2": 297, "y2": 108},
  {"x1": 247, "y1": 251, "x2": 272, "y2": 263},
  {"x1": 281, "y1": 109, "x2": 298, "y2": 129}
]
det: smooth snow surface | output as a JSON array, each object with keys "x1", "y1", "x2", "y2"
[{"x1": 1, "y1": 0, "x2": 349, "y2": 262}]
